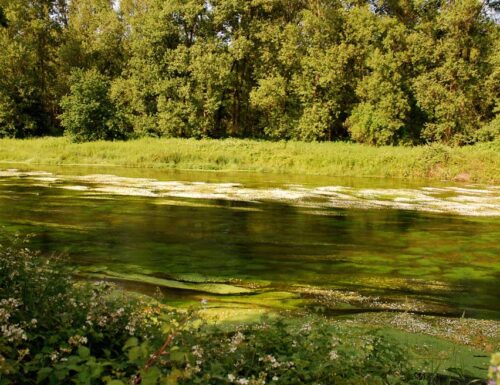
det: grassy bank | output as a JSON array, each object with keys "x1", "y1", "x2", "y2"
[{"x1": 0, "y1": 137, "x2": 498, "y2": 183}]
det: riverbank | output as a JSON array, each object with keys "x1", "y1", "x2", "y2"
[{"x1": 0, "y1": 138, "x2": 498, "y2": 183}]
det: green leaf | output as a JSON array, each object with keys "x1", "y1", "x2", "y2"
[
  {"x1": 128, "y1": 346, "x2": 143, "y2": 362},
  {"x1": 123, "y1": 337, "x2": 139, "y2": 350},
  {"x1": 78, "y1": 345, "x2": 91, "y2": 359},
  {"x1": 36, "y1": 367, "x2": 52, "y2": 383},
  {"x1": 169, "y1": 351, "x2": 187, "y2": 364},
  {"x1": 141, "y1": 367, "x2": 162, "y2": 385},
  {"x1": 162, "y1": 368, "x2": 183, "y2": 385}
]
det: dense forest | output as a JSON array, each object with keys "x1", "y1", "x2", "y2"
[{"x1": 0, "y1": 0, "x2": 499, "y2": 145}]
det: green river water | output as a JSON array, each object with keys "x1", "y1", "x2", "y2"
[{"x1": 0, "y1": 166, "x2": 499, "y2": 321}]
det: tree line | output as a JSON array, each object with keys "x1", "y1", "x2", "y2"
[{"x1": 0, "y1": 0, "x2": 498, "y2": 144}]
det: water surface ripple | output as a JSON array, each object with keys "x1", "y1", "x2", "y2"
[{"x1": 0, "y1": 168, "x2": 499, "y2": 320}]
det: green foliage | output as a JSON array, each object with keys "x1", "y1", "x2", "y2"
[
  {"x1": 60, "y1": 69, "x2": 131, "y2": 142},
  {"x1": 0, "y1": 234, "x2": 166, "y2": 384},
  {"x1": 411, "y1": 0, "x2": 496, "y2": 145},
  {"x1": 292, "y1": 5, "x2": 354, "y2": 141},
  {"x1": 346, "y1": 14, "x2": 414, "y2": 145},
  {"x1": 167, "y1": 320, "x2": 420, "y2": 385},
  {"x1": 0, "y1": 7, "x2": 6, "y2": 27},
  {"x1": 0, "y1": 0, "x2": 498, "y2": 143},
  {"x1": 60, "y1": 0, "x2": 125, "y2": 77},
  {"x1": 250, "y1": 75, "x2": 295, "y2": 139},
  {"x1": 0, "y1": 0, "x2": 67, "y2": 137}
]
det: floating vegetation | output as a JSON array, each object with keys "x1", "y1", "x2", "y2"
[
  {"x1": 80, "y1": 270, "x2": 255, "y2": 295},
  {"x1": 1, "y1": 168, "x2": 499, "y2": 216},
  {"x1": 348, "y1": 276, "x2": 459, "y2": 294},
  {"x1": 352, "y1": 312, "x2": 500, "y2": 351},
  {"x1": 294, "y1": 285, "x2": 456, "y2": 315}
]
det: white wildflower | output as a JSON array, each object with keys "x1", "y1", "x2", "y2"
[
  {"x1": 68, "y1": 335, "x2": 87, "y2": 346},
  {"x1": 1, "y1": 324, "x2": 27, "y2": 342},
  {"x1": 192, "y1": 345, "x2": 204, "y2": 359},
  {"x1": 50, "y1": 351, "x2": 59, "y2": 362},
  {"x1": 229, "y1": 332, "x2": 245, "y2": 353},
  {"x1": 262, "y1": 355, "x2": 281, "y2": 368},
  {"x1": 300, "y1": 323, "x2": 312, "y2": 333}
]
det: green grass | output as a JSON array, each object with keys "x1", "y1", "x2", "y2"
[{"x1": 0, "y1": 137, "x2": 498, "y2": 182}]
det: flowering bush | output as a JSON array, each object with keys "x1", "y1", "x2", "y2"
[
  {"x1": 165, "y1": 320, "x2": 414, "y2": 385},
  {"x1": 0, "y1": 235, "x2": 166, "y2": 384}
]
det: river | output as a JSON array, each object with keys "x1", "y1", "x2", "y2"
[{"x1": 0, "y1": 166, "x2": 499, "y2": 321}]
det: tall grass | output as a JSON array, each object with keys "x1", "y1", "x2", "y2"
[{"x1": 0, "y1": 137, "x2": 498, "y2": 182}]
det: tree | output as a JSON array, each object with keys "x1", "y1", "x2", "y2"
[
  {"x1": 0, "y1": 0, "x2": 498, "y2": 143},
  {"x1": 59, "y1": 69, "x2": 130, "y2": 142},
  {"x1": 60, "y1": 0, "x2": 125, "y2": 77},
  {"x1": 345, "y1": 9, "x2": 414, "y2": 145},
  {"x1": 411, "y1": 0, "x2": 496, "y2": 144},
  {"x1": 292, "y1": 2, "x2": 356, "y2": 141},
  {"x1": 0, "y1": 0, "x2": 67, "y2": 137}
]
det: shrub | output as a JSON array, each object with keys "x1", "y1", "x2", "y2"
[
  {"x1": 59, "y1": 69, "x2": 131, "y2": 142},
  {"x1": 346, "y1": 103, "x2": 404, "y2": 146},
  {"x1": 0, "y1": 234, "x2": 165, "y2": 384}
]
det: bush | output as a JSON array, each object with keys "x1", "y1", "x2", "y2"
[
  {"x1": 0, "y1": 234, "x2": 165, "y2": 384},
  {"x1": 346, "y1": 103, "x2": 404, "y2": 146},
  {"x1": 60, "y1": 69, "x2": 131, "y2": 142}
]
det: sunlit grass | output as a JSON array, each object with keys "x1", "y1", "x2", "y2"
[{"x1": 0, "y1": 137, "x2": 498, "y2": 182}]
